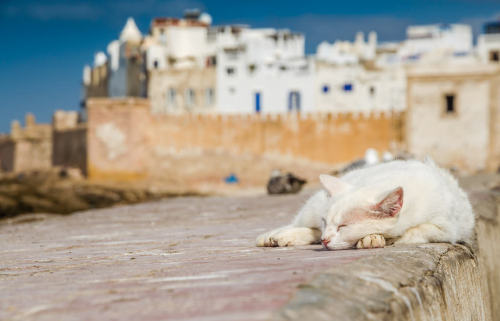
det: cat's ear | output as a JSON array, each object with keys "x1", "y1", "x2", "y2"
[
  {"x1": 371, "y1": 187, "x2": 403, "y2": 217},
  {"x1": 319, "y1": 174, "x2": 351, "y2": 196}
]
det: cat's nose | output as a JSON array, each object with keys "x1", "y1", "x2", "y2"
[{"x1": 321, "y1": 238, "x2": 330, "y2": 247}]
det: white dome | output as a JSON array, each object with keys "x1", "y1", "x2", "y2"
[
  {"x1": 94, "y1": 51, "x2": 107, "y2": 67},
  {"x1": 199, "y1": 13, "x2": 212, "y2": 25},
  {"x1": 83, "y1": 65, "x2": 91, "y2": 85},
  {"x1": 120, "y1": 17, "x2": 142, "y2": 43}
]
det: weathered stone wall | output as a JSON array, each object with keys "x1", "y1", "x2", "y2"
[
  {"x1": 14, "y1": 138, "x2": 52, "y2": 171},
  {"x1": 488, "y1": 75, "x2": 500, "y2": 171},
  {"x1": 0, "y1": 176, "x2": 498, "y2": 321},
  {"x1": 406, "y1": 65, "x2": 500, "y2": 173},
  {"x1": 85, "y1": 63, "x2": 109, "y2": 98},
  {"x1": 0, "y1": 138, "x2": 14, "y2": 172},
  {"x1": 0, "y1": 114, "x2": 52, "y2": 173},
  {"x1": 274, "y1": 176, "x2": 500, "y2": 321},
  {"x1": 86, "y1": 98, "x2": 404, "y2": 181},
  {"x1": 461, "y1": 175, "x2": 500, "y2": 320},
  {"x1": 148, "y1": 67, "x2": 216, "y2": 114},
  {"x1": 52, "y1": 125, "x2": 87, "y2": 176}
]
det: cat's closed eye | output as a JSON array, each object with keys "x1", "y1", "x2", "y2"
[{"x1": 337, "y1": 224, "x2": 347, "y2": 232}]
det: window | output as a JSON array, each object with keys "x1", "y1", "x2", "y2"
[
  {"x1": 255, "y1": 92, "x2": 261, "y2": 113},
  {"x1": 444, "y1": 94, "x2": 456, "y2": 114},
  {"x1": 288, "y1": 91, "x2": 301, "y2": 112},
  {"x1": 343, "y1": 83, "x2": 353, "y2": 92},
  {"x1": 185, "y1": 89, "x2": 195, "y2": 108},
  {"x1": 206, "y1": 56, "x2": 217, "y2": 67},
  {"x1": 205, "y1": 88, "x2": 215, "y2": 106},
  {"x1": 167, "y1": 88, "x2": 176, "y2": 107},
  {"x1": 226, "y1": 67, "x2": 236, "y2": 76},
  {"x1": 322, "y1": 85, "x2": 330, "y2": 94},
  {"x1": 248, "y1": 64, "x2": 256, "y2": 74},
  {"x1": 369, "y1": 86, "x2": 375, "y2": 96},
  {"x1": 490, "y1": 51, "x2": 499, "y2": 62},
  {"x1": 153, "y1": 60, "x2": 159, "y2": 69}
]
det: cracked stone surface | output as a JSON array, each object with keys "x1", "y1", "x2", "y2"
[{"x1": 0, "y1": 186, "x2": 495, "y2": 321}]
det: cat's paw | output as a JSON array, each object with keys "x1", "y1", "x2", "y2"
[
  {"x1": 256, "y1": 232, "x2": 279, "y2": 247},
  {"x1": 356, "y1": 234, "x2": 386, "y2": 249},
  {"x1": 256, "y1": 227, "x2": 321, "y2": 247}
]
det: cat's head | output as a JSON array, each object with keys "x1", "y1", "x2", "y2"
[{"x1": 319, "y1": 174, "x2": 403, "y2": 250}]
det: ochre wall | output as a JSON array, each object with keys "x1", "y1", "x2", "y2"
[{"x1": 86, "y1": 98, "x2": 404, "y2": 181}]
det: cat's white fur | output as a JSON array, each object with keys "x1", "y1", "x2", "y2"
[{"x1": 256, "y1": 159, "x2": 475, "y2": 250}]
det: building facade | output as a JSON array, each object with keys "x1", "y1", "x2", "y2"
[
  {"x1": 216, "y1": 26, "x2": 314, "y2": 114},
  {"x1": 477, "y1": 21, "x2": 500, "y2": 64},
  {"x1": 406, "y1": 64, "x2": 500, "y2": 172}
]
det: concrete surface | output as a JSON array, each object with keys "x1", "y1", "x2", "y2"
[{"x1": 1, "y1": 178, "x2": 498, "y2": 320}]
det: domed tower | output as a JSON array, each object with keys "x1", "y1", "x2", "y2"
[{"x1": 108, "y1": 17, "x2": 147, "y2": 98}]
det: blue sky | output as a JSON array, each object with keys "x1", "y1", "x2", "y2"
[{"x1": 0, "y1": 0, "x2": 499, "y2": 133}]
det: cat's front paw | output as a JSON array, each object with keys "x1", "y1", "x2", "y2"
[
  {"x1": 356, "y1": 234, "x2": 386, "y2": 249},
  {"x1": 256, "y1": 232, "x2": 279, "y2": 247},
  {"x1": 256, "y1": 227, "x2": 321, "y2": 247}
]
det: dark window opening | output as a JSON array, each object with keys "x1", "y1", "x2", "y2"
[
  {"x1": 490, "y1": 51, "x2": 499, "y2": 62},
  {"x1": 153, "y1": 60, "x2": 159, "y2": 69},
  {"x1": 226, "y1": 67, "x2": 235, "y2": 75},
  {"x1": 369, "y1": 86, "x2": 375, "y2": 95},
  {"x1": 288, "y1": 91, "x2": 301, "y2": 112},
  {"x1": 322, "y1": 85, "x2": 330, "y2": 93},
  {"x1": 206, "y1": 56, "x2": 217, "y2": 67},
  {"x1": 445, "y1": 94, "x2": 456, "y2": 114}
]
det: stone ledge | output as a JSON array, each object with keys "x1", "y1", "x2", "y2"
[
  {"x1": 0, "y1": 176, "x2": 498, "y2": 321},
  {"x1": 276, "y1": 175, "x2": 500, "y2": 321},
  {"x1": 275, "y1": 244, "x2": 488, "y2": 321}
]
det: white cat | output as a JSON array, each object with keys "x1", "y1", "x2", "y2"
[{"x1": 256, "y1": 159, "x2": 475, "y2": 250}]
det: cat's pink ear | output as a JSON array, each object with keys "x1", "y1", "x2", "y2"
[
  {"x1": 371, "y1": 187, "x2": 403, "y2": 217},
  {"x1": 319, "y1": 174, "x2": 351, "y2": 196}
]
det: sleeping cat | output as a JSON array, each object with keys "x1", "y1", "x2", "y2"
[{"x1": 256, "y1": 159, "x2": 475, "y2": 250}]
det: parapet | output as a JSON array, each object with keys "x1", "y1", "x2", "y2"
[
  {"x1": 52, "y1": 110, "x2": 80, "y2": 131},
  {"x1": 85, "y1": 97, "x2": 151, "y2": 110},
  {"x1": 9, "y1": 114, "x2": 51, "y2": 141}
]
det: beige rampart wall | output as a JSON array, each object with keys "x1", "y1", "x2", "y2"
[
  {"x1": 0, "y1": 114, "x2": 52, "y2": 173},
  {"x1": 86, "y1": 98, "x2": 404, "y2": 181}
]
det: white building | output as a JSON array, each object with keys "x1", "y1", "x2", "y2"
[
  {"x1": 216, "y1": 26, "x2": 315, "y2": 114},
  {"x1": 107, "y1": 17, "x2": 146, "y2": 98},
  {"x1": 315, "y1": 62, "x2": 406, "y2": 113},
  {"x1": 314, "y1": 32, "x2": 405, "y2": 113},
  {"x1": 83, "y1": 13, "x2": 495, "y2": 118},
  {"x1": 317, "y1": 31, "x2": 377, "y2": 65},
  {"x1": 477, "y1": 21, "x2": 500, "y2": 63},
  {"x1": 144, "y1": 11, "x2": 216, "y2": 71},
  {"x1": 398, "y1": 24, "x2": 473, "y2": 62}
]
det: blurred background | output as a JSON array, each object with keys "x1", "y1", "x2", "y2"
[{"x1": 1, "y1": 0, "x2": 500, "y2": 216}]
